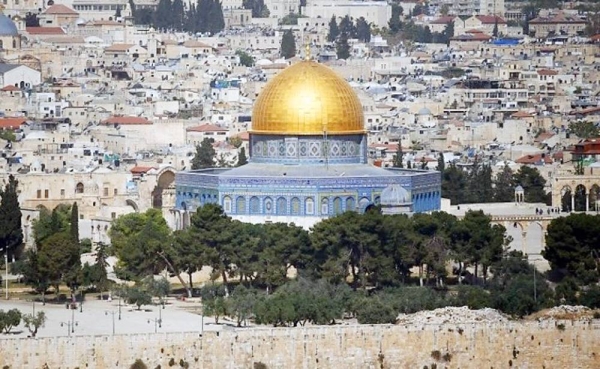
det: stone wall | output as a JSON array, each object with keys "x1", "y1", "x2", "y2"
[{"x1": 1, "y1": 320, "x2": 599, "y2": 368}]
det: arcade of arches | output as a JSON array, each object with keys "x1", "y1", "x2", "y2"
[{"x1": 552, "y1": 175, "x2": 600, "y2": 212}]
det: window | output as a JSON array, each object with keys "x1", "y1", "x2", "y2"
[
  {"x1": 76, "y1": 182, "x2": 84, "y2": 194},
  {"x1": 236, "y1": 197, "x2": 246, "y2": 214},
  {"x1": 114, "y1": 188, "x2": 118, "y2": 196},
  {"x1": 321, "y1": 198, "x2": 329, "y2": 215},
  {"x1": 291, "y1": 197, "x2": 301, "y2": 215},
  {"x1": 223, "y1": 196, "x2": 232, "y2": 212},
  {"x1": 111, "y1": 212, "x2": 116, "y2": 219},
  {"x1": 306, "y1": 198, "x2": 314, "y2": 215},
  {"x1": 249, "y1": 196, "x2": 260, "y2": 214},
  {"x1": 346, "y1": 197, "x2": 356, "y2": 212},
  {"x1": 60, "y1": 189, "x2": 65, "y2": 197},
  {"x1": 276, "y1": 197, "x2": 287, "y2": 215},
  {"x1": 104, "y1": 187, "x2": 109, "y2": 196},
  {"x1": 333, "y1": 197, "x2": 342, "y2": 214},
  {"x1": 36, "y1": 190, "x2": 41, "y2": 199}
]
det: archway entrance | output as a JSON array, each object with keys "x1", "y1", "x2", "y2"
[{"x1": 152, "y1": 170, "x2": 175, "y2": 208}]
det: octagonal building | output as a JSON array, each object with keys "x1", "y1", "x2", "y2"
[{"x1": 174, "y1": 60, "x2": 441, "y2": 228}]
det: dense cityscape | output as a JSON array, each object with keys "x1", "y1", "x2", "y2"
[{"x1": 0, "y1": 0, "x2": 600, "y2": 367}]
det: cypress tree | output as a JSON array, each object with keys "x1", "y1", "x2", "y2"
[
  {"x1": 237, "y1": 147, "x2": 248, "y2": 166},
  {"x1": 336, "y1": 31, "x2": 350, "y2": 59},
  {"x1": 280, "y1": 29, "x2": 296, "y2": 59},
  {"x1": 0, "y1": 175, "x2": 23, "y2": 259},
  {"x1": 327, "y1": 15, "x2": 339, "y2": 42},
  {"x1": 154, "y1": 0, "x2": 173, "y2": 31},
  {"x1": 70, "y1": 202, "x2": 79, "y2": 243},
  {"x1": 172, "y1": 0, "x2": 185, "y2": 31},
  {"x1": 392, "y1": 142, "x2": 404, "y2": 168}
]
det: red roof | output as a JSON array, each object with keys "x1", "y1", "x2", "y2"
[
  {"x1": 43, "y1": 4, "x2": 78, "y2": 15},
  {"x1": 511, "y1": 111, "x2": 534, "y2": 118},
  {"x1": 1, "y1": 85, "x2": 20, "y2": 92},
  {"x1": 26, "y1": 27, "x2": 66, "y2": 35},
  {"x1": 102, "y1": 116, "x2": 152, "y2": 125},
  {"x1": 569, "y1": 106, "x2": 600, "y2": 116},
  {"x1": 431, "y1": 16, "x2": 455, "y2": 25},
  {"x1": 515, "y1": 153, "x2": 552, "y2": 165},
  {"x1": 476, "y1": 15, "x2": 507, "y2": 24},
  {"x1": 186, "y1": 123, "x2": 227, "y2": 132},
  {"x1": 0, "y1": 117, "x2": 27, "y2": 129},
  {"x1": 537, "y1": 69, "x2": 558, "y2": 76},
  {"x1": 130, "y1": 166, "x2": 155, "y2": 174},
  {"x1": 234, "y1": 131, "x2": 250, "y2": 141}
]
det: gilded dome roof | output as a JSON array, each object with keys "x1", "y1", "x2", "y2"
[{"x1": 251, "y1": 61, "x2": 364, "y2": 135}]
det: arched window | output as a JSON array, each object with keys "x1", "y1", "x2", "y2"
[
  {"x1": 249, "y1": 196, "x2": 260, "y2": 214},
  {"x1": 374, "y1": 196, "x2": 381, "y2": 205},
  {"x1": 276, "y1": 197, "x2": 287, "y2": 215},
  {"x1": 305, "y1": 198, "x2": 314, "y2": 215},
  {"x1": 321, "y1": 197, "x2": 329, "y2": 215},
  {"x1": 75, "y1": 182, "x2": 84, "y2": 194},
  {"x1": 264, "y1": 197, "x2": 273, "y2": 214},
  {"x1": 223, "y1": 196, "x2": 232, "y2": 213},
  {"x1": 346, "y1": 197, "x2": 356, "y2": 212},
  {"x1": 291, "y1": 197, "x2": 301, "y2": 215},
  {"x1": 236, "y1": 196, "x2": 246, "y2": 214},
  {"x1": 333, "y1": 197, "x2": 343, "y2": 214}
]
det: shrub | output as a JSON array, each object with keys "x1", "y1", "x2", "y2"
[
  {"x1": 430, "y1": 350, "x2": 441, "y2": 361},
  {"x1": 253, "y1": 363, "x2": 268, "y2": 369},
  {"x1": 557, "y1": 323, "x2": 566, "y2": 331},
  {"x1": 130, "y1": 359, "x2": 148, "y2": 369}
]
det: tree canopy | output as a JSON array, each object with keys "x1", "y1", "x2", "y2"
[
  {"x1": 280, "y1": 29, "x2": 296, "y2": 59},
  {"x1": 191, "y1": 138, "x2": 216, "y2": 169},
  {"x1": 0, "y1": 175, "x2": 23, "y2": 259}
]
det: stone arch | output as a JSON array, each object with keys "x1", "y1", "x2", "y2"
[
  {"x1": 574, "y1": 184, "x2": 587, "y2": 212},
  {"x1": 525, "y1": 221, "x2": 545, "y2": 260},
  {"x1": 560, "y1": 185, "x2": 572, "y2": 212},
  {"x1": 590, "y1": 184, "x2": 600, "y2": 212},
  {"x1": 152, "y1": 168, "x2": 176, "y2": 209},
  {"x1": 276, "y1": 197, "x2": 287, "y2": 215},
  {"x1": 75, "y1": 182, "x2": 84, "y2": 194},
  {"x1": 358, "y1": 197, "x2": 370, "y2": 211},
  {"x1": 249, "y1": 196, "x2": 260, "y2": 214},
  {"x1": 126, "y1": 199, "x2": 139, "y2": 212},
  {"x1": 236, "y1": 196, "x2": 246, "y2": 214}
]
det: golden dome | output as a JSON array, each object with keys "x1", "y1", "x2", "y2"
[{"x1": 251, "y1": 61, "x2": 365, "y2": 135}]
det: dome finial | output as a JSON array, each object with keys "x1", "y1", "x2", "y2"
[{"x1": 304, "y1": 36, "x2": 311, "y2": 61}]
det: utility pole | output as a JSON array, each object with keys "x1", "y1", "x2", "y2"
[{"x1": 4, "y1": 253, "x2": 8, "y2": 300}]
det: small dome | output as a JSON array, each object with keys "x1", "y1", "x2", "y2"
[
  {"x1": 515, "y1": 185, "x2": 524, "y2": 192},
  {"x1": 380, "y1": 184, "x2": 410, "y2": 206},
  {"x1": 0, "y1": 14, "x2": 18, "y2": 36},
  {"x1": 418, "y1": 107, "x2": 431, "y2": 116}
]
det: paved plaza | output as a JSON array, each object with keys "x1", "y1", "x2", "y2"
[{"x1": 0, "y1": 297, "x2": 221, "y2": 338}]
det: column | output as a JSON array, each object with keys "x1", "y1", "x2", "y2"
[
  {"x1": 571, "y1": 195, "x2": 575, "y2": 212},
  {"x1": 586, "y1": 194, "x2": 590, "y2": 212},
  {"x1": 521, "y1": 231, "x2": 527, "y2": 254}
]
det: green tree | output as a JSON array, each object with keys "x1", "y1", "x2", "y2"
[
  {"x1": 237, "y1": 147, "x2": 248, "y2": 166},
  {"x1": 172, "y1": 0, "x2": 185, "y2": 30},
  {"x1": 339, "y1": 15, "x2": 356, "y2": 38},
  {"x1": 13, "y1": 249, "x2": 50, "y2": 302},
  {"x1": 70, "y1": 202, "x2": 79, "y2": 243},
  {"x1": 280, "y1": 29, "x2": 296, "y2": 59},
  {"x1": 336, "y1": 31, "x2": 351, "y2": 60},
  {"x1": 388, "y1": 4, "x2": 403, "y2": 34},
  {"x1": 191, "y1": 137, "x2": 216, "y2": 169},
  {"x1": 188, "y1": 204, "x2": 237, "y2": 295},
  {"x1": 436, "y1": 152, "x2": 445, "y2": 172},
  {"x1": 0, "y1": 309, "x2": 22, "y2": 334},
  {"x1": 122, "y1": 285, "x2": 152, "y2": 310},
  {"x1": 543, "y1": 213, "x2": 600, "y2": 284},
  {"x1": 392, "y1": 142, "x2": 404, "y2": 168},
  {"x1": 235, "y1": 50, "x2": 254, "y2": 67},
  {"x1": 110, "y1": 209, "x2": 172, "y2": 281},
  {"x1": 513, "y1": 166, "x2": 549, "y2": 203},
  {"x1": 327, "y1": 15, "x2": 339, "y2": 42},
  {"x1": 442, "y1": 163, "x2": 466, "y2": 204},
  {"x1": 493, "y1": 164, "x2": 514, "y2": 202},
  {"x1": 23, "y1": 311, "x2": 46, "y2": 337},
  {"x1": 492, "y1": 18, "x2": 499, "y2": 37},
  {"x1": 440, "y1": 4, "x2": 450, "y2": 16},
  {"x1": 200, "y1": 284, "x2": 229, "y2": 324},
  {"x1": 355, "y1": 17, "x2": 371, "y2": 43},
  {"x1": 228, "y1": 284, "x2": 258, "y2": 326},
  {"x1": 37, "y1": 232, "x2": 81, "y2": 294},
  {"x1": 569, "y1": 121, "x2": 600, "y2": 139},
  {"x1": 0, "y1": 174, "x2": 23, "y2": 259},
  {"x1": 142, "y1": 276, "x2": 171, "y2": 306},
  {"x1": 243, "y1": 0, "x2": 269, "y2": 18},
  {"x1": 153, "y1": 0, "x2": 172, "y2": 30}
]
